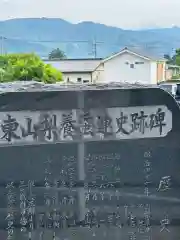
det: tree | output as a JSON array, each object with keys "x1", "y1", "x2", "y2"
[
  {"x1": 164, "y1": 49, "x2": 180, "y2": 80},
  {"x1": 0, "y1": 53, "x2": 63, "y2": 83},
  {"x1": 164, "y1": 54, "x2": 173, "y2": 64},
  {"x1": 164, "y1": 49, "x2": 180, "y2": 66},
  {"x1": 174, "y1": 49, "x2": 180, "y2": 66},
  {"x1": 48, "y1": 48, "x2": 66, "y2": 60}
]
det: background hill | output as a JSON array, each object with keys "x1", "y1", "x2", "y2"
[{"x1": 0, "y1": 18, "x2": 180, "y2": 58}]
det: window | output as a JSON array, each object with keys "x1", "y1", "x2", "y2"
[
  {"x1": 130, "y1": 64, "x2": 134, "y2": 68},
  {"x1": 135, "y1": 61, "x2": 144, "y2": 64},
  {"x1": 83, "y1": 80, "x2": 89, "y2": 83},
  {"x1": 77, "y1": 77, "x2": 82, "y2": 82}
]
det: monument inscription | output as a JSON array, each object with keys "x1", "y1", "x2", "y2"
[
  {"x1": 0, "y1": 84, "x2": 179, "y2": 240},
  {"x1": 0, "y1": 105, "x2": 172, "y2": 145}
]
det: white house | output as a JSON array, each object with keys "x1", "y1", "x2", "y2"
[
  {"x1": 44, "y1": 58, "x2": 102, "y2": 83},
  {"x1": 92, "y1": 47, "x2": 167, "y2": 84},
  {"x1": 44, "y1": 48, "x2": 167, "y2": 84}
]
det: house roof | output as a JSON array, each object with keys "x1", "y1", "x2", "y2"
[
  {"x1": 44, "y1": 59, "x2": 102, "y2": 73},
  {"x1": 102, "y1": 47, "x2": 167, "y2": 63},
  {"x1": 44, "y1": 58, "x2": 103, "y2": 61}
]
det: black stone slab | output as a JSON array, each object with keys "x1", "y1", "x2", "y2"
[{"x1": 0, "y1": 85, "x2": 179, "y2": 240}]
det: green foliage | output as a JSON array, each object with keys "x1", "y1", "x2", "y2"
[
  {"x1": 163, "y1": 49, "x2": 180, "y2": 80},
  {"x1": 174, "y1": 49, "x2": 180, "y2": 66},
  {"x1": 0, "y1": 53, "x2": 63, "y2": 83},
  {"x1": 164, "y1": 49, "x2": 180, "y2": 66},
  {"x1": 48, "y1": 48, "x2": 66, "y2": 60}
]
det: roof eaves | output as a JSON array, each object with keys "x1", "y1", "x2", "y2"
[
  {"x1": 102, "y1": 48, "x2": 151, "y2": 63},
  {"x1": 61, "y1": 70, "x2": 93, "y2": 73},
  {"x1": 44, "y1": 58, "x2": 103, "y2": 62}
]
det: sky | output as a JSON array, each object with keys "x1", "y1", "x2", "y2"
[{"x1": 0, "y1": 0, "x2": 180, "y2": 29}]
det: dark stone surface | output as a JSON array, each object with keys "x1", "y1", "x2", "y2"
[{"x1": 0, "y1": 84, "x2": 179, "y2": 239}]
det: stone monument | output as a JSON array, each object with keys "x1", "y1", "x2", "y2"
[{"x1": 0, "y1": 82, "x2": 179, "y2": 240}]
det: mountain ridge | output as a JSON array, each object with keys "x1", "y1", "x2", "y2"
[{"x1": 0, "y1": 18, "x2": 179, "y2": 58}]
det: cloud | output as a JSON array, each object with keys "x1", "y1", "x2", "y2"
[{"x1": 0, "y1": 0, "x2": 179, "y2": 29}]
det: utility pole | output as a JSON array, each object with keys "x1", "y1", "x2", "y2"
[
  {"x1": 92, "y1": 38, "x2": 97, "y2": 58},
  {"x1": 0, "y1": 36, "x2": 5, "y2": 55},
  {"x1": 0, "y1": 36, "x2": 6, "y2": 82},
  {"x1": 90, "y1": 37, "x2": 103, "y2": 58}
]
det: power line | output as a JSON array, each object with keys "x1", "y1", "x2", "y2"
[
  {"x1": 0, "y1": 36, "x2": 105, "y2": 58},
  {"x1": 0, "y1": 36, "x2": 92, "y2": 44},
  {"x1": 0, "y1": 35, "x2": 174, "y2": 59},
  {"x1": 0, "y1": 35, "x2": 172, "y2": 49}
]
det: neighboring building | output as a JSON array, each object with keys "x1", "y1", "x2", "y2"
[
  {"x1": 165, "y1": 64, "x2": 180, "y2": 80},
  {"x1": 92, "y1": 47, "x2": 167, "y2": 84},
  {"x1": 44, "y1": 58, "x2": 102, "y2": 83}
]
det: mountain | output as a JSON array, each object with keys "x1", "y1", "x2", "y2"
[{"x1": 0, "y1": 18, "x2": 180, "y2": 58}]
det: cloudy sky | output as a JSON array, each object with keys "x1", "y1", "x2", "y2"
[{"x1": 0, "y1": 0, "x2": 179, "y2": 29}]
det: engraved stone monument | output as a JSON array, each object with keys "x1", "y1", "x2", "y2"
[{"x1": 0, "y1": 82, "x2": 179, "y2": 240}]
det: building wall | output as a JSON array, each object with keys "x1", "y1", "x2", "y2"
[
  {"x1": 150, "y1": 62, "x2": 158, "y2": 84},
  {"x1": 165, "y1": 69, "x2": 173, "y2": 80},
  {"x1": 101, "y1": 52, "x2": 152, "y2": 84},
  {"x1": 156, "y1": 63, "x2": 162, "y2": 82},
  {"x1": 62, "y1": 72, "x2": 92, "y2": 83},
  {"x1": 165, "y1": 66, "x2": 180, "y2": 80},
  {"x1": 156, "y1": 62, "x2": 165, "y2": 83},
  {"x1": 92, "y1": 64, "x2": 104, "y2": 83}
]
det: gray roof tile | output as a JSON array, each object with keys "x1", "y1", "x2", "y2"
[{"x1": 44, "y1": 59, "x2": 102, "y2": 72}]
